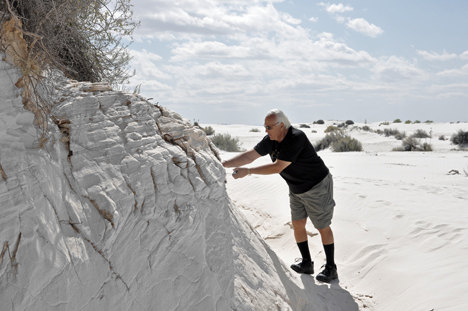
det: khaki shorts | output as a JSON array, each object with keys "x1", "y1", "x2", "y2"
[{"x1": 289, "y1": 173, "x2": 335, "y2": 229}]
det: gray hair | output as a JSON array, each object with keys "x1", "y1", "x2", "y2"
[{"x1": 266, "y1": 109, "x2": 291, "y2": 129}]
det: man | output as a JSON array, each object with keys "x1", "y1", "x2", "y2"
[{"x1": 222, "y1": 109, "x2": 337, "y2": 282}]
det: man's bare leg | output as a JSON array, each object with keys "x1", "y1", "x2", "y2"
[
  {"x1": 292, "y1": 218, "x2": 308, "y2": 242},
  {"x1": 290, "y1": 218, "x2": 314, "y2": 274},
  {"x1": 317, "y1": 226, "x2": 334, "y2": 245}
]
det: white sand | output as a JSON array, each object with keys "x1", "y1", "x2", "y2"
[{"x1": 210, "y1": 121, "x2": 468, "y2": 311}]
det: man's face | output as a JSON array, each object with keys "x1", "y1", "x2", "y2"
[{"x1": 264, "y1": 115, "x2": 282, "y2": 141}]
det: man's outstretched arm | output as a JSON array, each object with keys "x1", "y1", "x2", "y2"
[
  {"x1": 222, "y1": 149, "x2": 261, "y2": 168},
  {"x1": 233, "y1": 159, "x2": 291, "y2": 179}
]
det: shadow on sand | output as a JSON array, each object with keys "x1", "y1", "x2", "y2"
[{"x1": 264, "y1": 244, "x2": 359, "y2": 311}]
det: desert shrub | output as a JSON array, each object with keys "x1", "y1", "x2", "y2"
[
  {"x1": 450, "y1": 130, "x2": 468, "y2": 147},
  {"x1": 405, "y1": 120, "x2": 411, "y2": 124},
  {"x1": 412, "y1": 129, "x2": 430, "y2": 138},
  {"x1": 314, "y1": 130, "x2": 363, "y2": 152},
  {"x1": 393, "y1": 119, "x2": 402, "y2": 123},
  {"x1": 193, "y1": 121, "x2": 200, "y2": 127},
  {"x1": 439, "y1": 135, "x2": 446, "y2": 141},
  {"x1": 324, "y1": 125, "x2": 340, "y2": 133},
  {"x1": 394, "y1": 137, "x2": 432, "y2": 152},
  {"x1": 203, "y1": 126, "x2": 215, "y2": 136},
  {"x1": 345, "y1": 120, "x2": 354, "y2": 125},
  {"x1": 337, "y1": 123, "x2": 346, "y2": 128},
  {"x1": 0, "y1": 0, "x2": 140, "y2": 86},
  {"x1": 210, "y1": 133, "x2": 243, "y2": 152},
  {"x1": 299, "y1": 124, "x2": 310, "y2": 128},
  {"x1": 380, "y1": 121, "x2": 390, "y2": 126},
  {"x1": 314, "y1": 130, "x2": 344, "y2": 151},
  {"x1": 331, "y1": 136, "x2": 363, "y2": 152},
  {"x1": 394, "y1": 131, "x2": 407, "y2": 140},
  {"x1": 414, "y1": 120, "x2": 421, "y2": 123},
  {"x1": 401, "y1": 137, "x2": 419, "y2": 151},
  {"x1": 383, "y1": 128, "x2": 400, "y2": 137},
  {"x1": 424, "y1": 120, "x2": 433, "y2": 123},
  {"x1": 421, "y1": 142, "x2": 433, "y2": 151},
  {"x1": 249, "y1": 128, "x2": 261, "y2": 132},
  {"x1": 311, "y1": 130, "x2": 317, "y2": 133},
  {"x1": 314, "y1": 120, "x2": 325, "y2": 125},
  {"x1": 375, "y1": 129, "x2": 383, "y2": 135},
  {"x1": 362, "y1": 125, "x2": 372, "y2": 132}
]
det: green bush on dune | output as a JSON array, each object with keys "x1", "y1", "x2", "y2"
[
  {"x1": 203, "y1": 126, "x2": 215, "y2": 136},
  {"x1": 450, "y1": 130, "x2": 468, "y2": 148},
  {"x1": 314, "y1": 130, "x2": 363, "y2": 152},
  {"x1": 393, "y1": 136, "x2": 432, "y2": 152},
  {"x1": 412, "y1": 129, "x2": 431, "y2": 138},
  {"x1": 210, "y1": 133, "x2": 244, "y2": 152}
]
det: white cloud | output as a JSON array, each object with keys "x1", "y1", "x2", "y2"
[
  {"x1": 417, "y1": 50, "x2": 458, "y2": 61},
  {"x1": 346, "y1": 18, "x2": 384, "y2": 37},
  {"x1": 318, "y1": 2, "x2": 354, "y2": 14},
  {"x1": 373, "y1": 56, "x2": 426, "y2": 83},
  {"x1": 170, "y1": 41, "x2": 255, "y2": 62},
  {"x1": 437, "y1": 64, "x2": 468, "y2": 77},
  {"x1": 129, "y1": 50, "x2": 172, "y2": 80},
  {"x1": 313, "y1": 32, "x2": 376, "y2": 66},
  {"x1": 125, "y1": 0, "x2": 468, "y2": 124},
  {"x1": 132, "y1": 0, "x2": 301, "y2": 38},
  {"x1": 460, "y1": 51, "x2": 468, "y2": 60}
]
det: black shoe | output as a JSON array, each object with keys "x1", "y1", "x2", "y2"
[
  {"x1": 316, "y1": 264, "x2": 338, "y2": 282},
  {"x1": 290, "y1": 258, "x2": 314, "y2": 274}
]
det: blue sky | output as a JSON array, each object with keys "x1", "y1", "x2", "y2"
[{"x1": 126, "y1": 0, "x2": 468, "y2": 125}]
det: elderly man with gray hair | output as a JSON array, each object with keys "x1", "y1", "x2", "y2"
[{"x1": 222, "y1": 109, "x2": 337, "y2": 283}]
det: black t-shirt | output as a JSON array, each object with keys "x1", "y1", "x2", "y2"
[{"x1": 254, "y1": 126, "x2": 329, "y2": 194}]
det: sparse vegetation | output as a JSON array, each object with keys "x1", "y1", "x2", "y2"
[
  {"x1": 405, "y1": 120, "x2": 411, "y2": 124},
  {"x1": 249, "y1": 128, "x2": 261, "y2": 132},
  {"x1": 299, "y1": 124, "x2": 310, "y2": 128},
  {"x1": 314, "y1": 120, "x2": 325, "y2": 125},
  {"x1": 210, "y1": 133, "x2": 244, "y2": 152},
  {"x1": 362, "y1": 125, "x2": 372, "y2": 132},
  {"x1": 394, "y1": 131, "x2": 407, "y2": 140},
  {"x1": 324, "y1": 125, "x2": 340, "y2": 133},
  {"x1": 331, "y1": 136, "x2": 363, "y2": 152},
  {"x1": 380, "y1": 122, "x2": 390, "y2": 126},
  {"x1": 314, "y1": 130, "x2": 363, "y2": 152},
  {"x1": 412, "y1": 129, "x2": 431, "y2": 138},
  {"x1": 393, "y1": 119, "x2": 402, "y2": 123},
  {"x1": 0, "y1": 0, "x2": 140, "y2": 86},
  {"x1": 393, "y1": 137, "x2": 432, "y2": 152},
  {"x1": 439, "y1": 135, "x2": 446, "y2": 141},
  {"x1": 203, "y1": 126, "x2": 215, "y2": 136},
  {"x1": 345, "y1": 120, "x2": 354, "y2": 125},
  {"x1": 450, "y1": 130, "x2": 468, "y2": 148},
  {"x1": 383, "y1": 128, "x2": 400, "y2": 137}
]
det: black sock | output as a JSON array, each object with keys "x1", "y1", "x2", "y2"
[
  {"x1": 323, "y1": 243, "x2": 335, "y2": 267},
  {"x1": 297, "y1": 241, "x2": 312, "y2": 262}
]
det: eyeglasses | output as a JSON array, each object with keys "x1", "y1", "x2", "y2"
[{"x1": 264, "y1": 122, "x2": 279, "y2": 130}]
